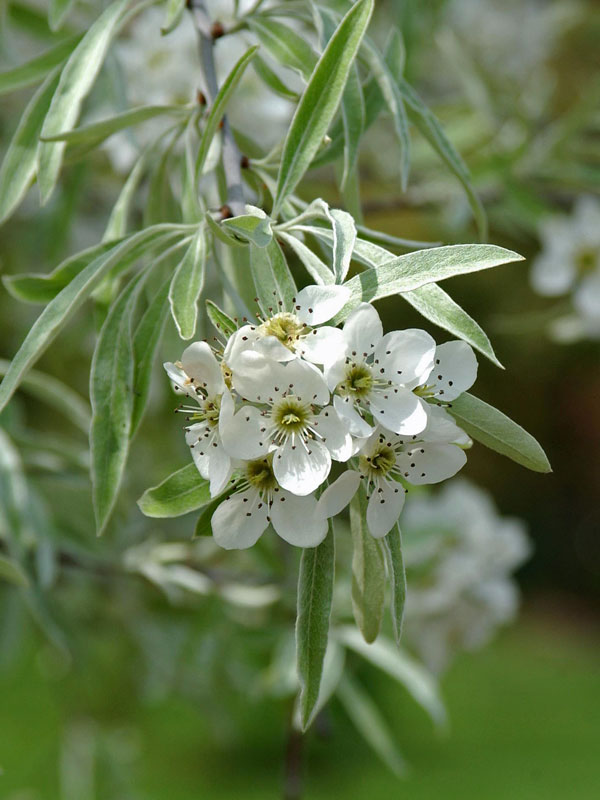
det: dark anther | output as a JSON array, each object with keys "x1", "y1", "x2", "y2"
[
  {"x1": 220, "y1": 204, "x2": 234, "y2": 220},
  {"x1": 196, "y1": 90, "x2": 207, "y2": 106},
  {"x1": 211, "y1": 21, "x2": 225, "y2": 39},
  {"x1": 240, "y1": 154, "x2": 250, "y2": 169}
]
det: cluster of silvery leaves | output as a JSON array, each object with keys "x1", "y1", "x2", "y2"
[{"x1": 0, "y1": 0, "x2": 551, "y2": 735}]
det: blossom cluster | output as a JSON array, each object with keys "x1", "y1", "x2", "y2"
[{"x1": 165, "y1": 288, "x2": 478, "y2": 550}]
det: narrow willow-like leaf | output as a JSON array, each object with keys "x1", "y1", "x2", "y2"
[
  {"x1": 48, "y1": 0, "x2": 76, "y2": 31},
  {"x1": 248, "y1": 17, "x2": 317, "y2": 79},
  {"x1": 104, "y1": 152, "x2": 149, "y2": 241},
  {"x1": 277, "y1": 232, "x2": 335, "y2": 285},
  {"x1": 3, "y1": 240, "x2": 119, "y2": 304},
  {"x1": 0, "y1": 35, "x2": 79, "y2": 95},
  {"x1": 206, "y1": 299, "x2": 238, "y2": 338},
  {"x1": 296, "y1": 522, "x2": 335, "y2": 731},
  {"x1": 326, "y1": 206, "x2": 356, "y2": 284},
  {"x1": 341, "y1": 63, "x2": 365, "y2": 190},
  {"x1": 252, "y1": 55, "x2": 299, "y2": 101},
  {"x1": 131, "y1": 277, "x2": 171, "y2": 436},
  {"x1": 38, "y1": 0, "x2": 128, "y2": 203},
  {"x1": 0, "y1": 556, "x2": 29, "y2": 587},
  {"x1": 0, "y1": 225, "x2": 187, "y2": 414},
  {"x1": 333, "y1": 244, "x2": 524, "y2": 323},
  {"x1": 42, "y1": 104, "x2": 189, "y2": 146},
  {"x1": 0, "y1": 69, "x2": 59, "y2": 225},
  {"x1": 355, "y1": 224, "x2": 439, "y2": 251},
  {"x1": 0, "y1": 359, "x2": 90, "y2": 433},
  {"x1": 90, "y1": 276, "x2": 142, "y2": 535},
  {"x1": 137, "y1": 464, "x2": 211, "y2": 518},
  {"x1": 397, "y1": 76, "x2": 487, "y2": 239},
  {"x1": 448, "y1": 393, "x2": 552, "y2": 473},
  {"x1": 144, "y1": 138, "x2": 181, "y2": 227},
  {"x1": 250, "y1": 238, "x2": 297, "y2": 314},
  {"x1": 350, "y1": 485, "x2": 385, "y2": 644},
  {"x1": 383, "y1": 526, "x2": 406, "y2": 645},
  {"x1": 162, "y1": 0, "x2": 186, "y2": 34},
  {"x1": 336, "y1": 675, "x2": 405, "y2": 776},
  {"x1": 222, "y1": 213, "x2": 273, "y2": 248},
  {"x1": 194, "y1": 46, "x2": 258, "y2": 180},
  {"x1": 336, "y1": 626, "x2": 447, "y2": 727},
  {"x1": 169, "y1": 228, "x2": 206, "y2": 340},
  {"x1": 293, "y1": 641, "x2": 345, "y2": 730},
  {"x1": 273, "y1": 0, "x2": 374, "y2": 215}
]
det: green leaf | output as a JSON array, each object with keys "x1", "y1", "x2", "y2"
[
  {"x1": 277, "y1": 232, "x2": 335, "y2": 286},
  {"x1": 169, "y1": 228, "x2": 206, "y2": 340},
  {"x1": 206, "y1": 299, "x2": 238, "y2": 338},
  {"x1": 336, "y1": 626, "x2": 447, "y2": 728},
  {"x1": 131, "y1": 276, "x2": 171, "y2": 436},
  {"x1": 447, "y1": 393, "x2": 552, "y2": 473},
  {"x1": 355, "y1": 224, "x2": 439, "y2": 251},
  {"x1": 0, "y1": 225, "x2": 187, "y2": 414},
  {"x1": 273, "y1": 0, "x2": 374, "y2": 215},
  {"x1": 350, "y1": 485, "x2": 385, "y2": 644},
  {"x1": 162, "y1": 0, "x2": 186, "y2": 34},
  {"x1": 324, "y1": 205, "x2": 356, "y2": 284},
  {"x1": 38, "y1": 0, "x2": 128, "y2": 203},
  {"x1": 0, "y1": 556, "x2": 30, "y2": 588},
  {"x1": 383, "y1": 526, "x2": 406, "y2": 645},
  {"x1": 0, "y1": 68, "x2": 59, "y2": 225},
  {"x1": 195, "y1": 45, "x2": 259, "y2": 180},
  {"x1": 296, "y1": 522, "x2": 335, "y2": 731},
  {"x1": 137, "y1": 464, "x2": 212, "y2": 518},
  {"x1": 397, "y1": 76, "x2": 487, "y2": 239},
  {"x1": 41, "y1": 104, "x2": 189, "y2": 146},
  {"x1": 0, "y1": 35, "x2": 80, "y2": 95},
  {"x1": 48, "y1": 0, "x2": 76, "y2": 31},
  {"x1": 103, "y1": 151, "x2": 149, "y2": 241},
  {"x1": 252, "y1": 55, "x2": 299, "y2": 101},
  {"x1": 248, "y1": 17, "x2": 317, "y2": 79},
  {"x1": 205, "y1": 211, "x2": 246, "y2": 247},
  {"x1": 90, "y1": 275, "x2": 142, "y2": 536},
  {"x1": 333, "y1": 244, "x2": 524, "y2": 323},
  {"x1": 144, "y1": 135, "x2": 182, "y2": 226},
  {"x1": 193, "y1": 491, "x2": 231, "y2": 538},
  {"x1": 336, "y1": 675, "x2": 405, "y2": 776},
  {"x1": 0, "y1": 359, "x2": 90, "y2": 433},
  {"x1": 222, "y1": 210, "x2": 273, "y2": 248},
  {"x1": 340, "y1": 63, "x2": 365, "y2": 190},
  {"x1": 250, "y1": 238, "x2": 297, "y2": 314}
]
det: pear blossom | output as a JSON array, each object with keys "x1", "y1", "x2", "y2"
[
  {"x1": 317, "y1": 407, "x2": 471, "y2": 538},
  {"x1": 210, "y1": 455, "x2": 328, "y2": 550},
  {"x1": 224, "y1": 284, "x2": 350, "y2": 368},
  {"x1": 164, "y1": 342, "x2": 233, "y2": 496},
  {"x1": 222, "y1": 352, "x2": 353, "y2": 495}
]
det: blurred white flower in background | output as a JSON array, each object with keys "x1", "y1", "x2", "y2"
[
  {"x1": 402, "y1": 479, "x2": 531, "y2": 673},
  {"x1": 531, "y1": 196, "x2": 600, "y2": 340}
]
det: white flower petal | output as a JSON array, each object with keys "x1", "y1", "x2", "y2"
[
  {"x1": 223, "y1": 325, "x2": 259, "y2": 366},
  {"x1": 369, "y1": 387, "x2": 428, "y2": 436},
  {"x1": 294, "y1": 284, "x2": 351, "y2": 325},
  {"x1": 366, "y1": 480, "x2": 405, "y2": 538},
  {"x1": 324, "y1": 357, "x2": 348, "y2": 392},
  {"x1": 574, "y1": 270, "x2": 600, "y2": 322},
  {"x1": 333, "y1": 395, "x2": 374, "y2": 438},
  {"x1": 181, "y1": 341, "x2": 225, "y2": 395},
  {"x1": 342, "y1": 303, "x2": 383, "y2": 357},
  {"x1": 271, "y1": 491, "x2": 328, "y2": 547},
  {"x1": 231, "y1": 350, "x2": 287, "y2": 402},
  {"x1": 164, "y1": 361, "x2": 195, "y2": 398},
  {"x1": 211, "y1": 490, "x2": 268, "y2": 550},
  {"x1": 209, "y1": 442, "x2": 232, "y2": 496},
  {"x1": 430, "y1": 341, "x2": 478, "y2": 401},
  {"x1": 274, "y1": 437, "x2": 331, "y2": 496},
  {"x1": 186, "y1": 422, "x2": 211, "y2": 477},
  {"x1": 282, "y1": 358, "x2": 329, "y2": 405},
  {"x1": 396, "y1": 442, "x2": 467, "y2": 485},
  {"x1": 220, "y1": 406, "x2": 268, "y2": 460},
  {"x1": 422, "y1": 405, "x2": 471, "y2": 446},
  {"x1": 530, "y1": 253, "x2": 575, "y2": 296},
  {"x1": 316, "y1": 470, "x2": 361, "y2": 519},
  {"x1": 297, "y1": 326, "x2": 346, "y2": 365},
  {"x1": 314, "y1": 407, "x2": 353, "y2": 462},
  {"x1": 254, "y1": 335, "x2": 296, "y2": 362},
  {"x1": 374, "y1": 329, "x2": 436, "y2": 389}
]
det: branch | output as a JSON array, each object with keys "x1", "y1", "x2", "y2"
[{"x1": 189, "y1": 0, "x2": 246, "y2": 217}]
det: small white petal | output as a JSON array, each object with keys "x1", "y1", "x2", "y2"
[
  {"x1": 232, "y1": 351, "x2": 286, "y2": 402},
  {"x1": 254, "y1": 335, "x2": 296, "y2": 362},
  {"x1": 295, "y1": 284, "x2": 351, "y2": 325},
  {"x1": 396, "y1": 442, "x2": 467, "y2": 485},
  {"x1": 324, "y1": 357, "x2": 348, "y2": 392},
  {"x1": 423, "y1": 405, "x2": 471, "y2": 446},
  {"x1": 271, "y1": 491, "x2": 328, "y2": 547},
  {"x1": 164, "y1": 361, "x2": 195, "y2": 398},
  {"x1": 223, "y1": 325, "x2": 260, "y2": 366},
  {"x1": 209, "y1": 442, "x2": 232, "y2": 496},
  {"x1": 282, "y1": 359, "x2": 329, "y2": 405},
  {"x1": 316, "y1": 470, "x2": 361, "y2": 519},
  {"x1": 297, "y1": 326, "x2": 346, "y2": 365},
  {"x1": 211, "y1": 490, "x2": 268, "y2": 550},
  {"x1": 530, "y1": 251, "x2": 575, "y2": 296},
  {"x1": 369, "y1": 387, "x2": 428, "y2": 436},
  {"x1": 274, "y1": 437, "x2": 331, "y2": 496},
  {"x1": 315, "y1": 407, "x2": 353, "y2": 462},
  {"x1": 366, "y1": 480, "x2": 405, "y2": 538},
  {"x1": 181, "y1": 341, "x2": 225, "y2": 395},
  {"x1": 333, "y1": 394, "x2": 373, "y2": 438},
  {"x1": 374, "y1": 329, "x2": 436, "y2": 389},
  {"x1": 343, "y1": 303, "x2": 383, "y2": 357},
  {"x1": 220, "y1": 406, "x2": 267, "y2": 460},
  {"x1": 430, "y1": 341, "x2": 478, "y2": 401}
]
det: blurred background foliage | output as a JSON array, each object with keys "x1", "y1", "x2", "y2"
[{"x1": 0, "y1": 0, "x2": 599, "y2": 797}]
